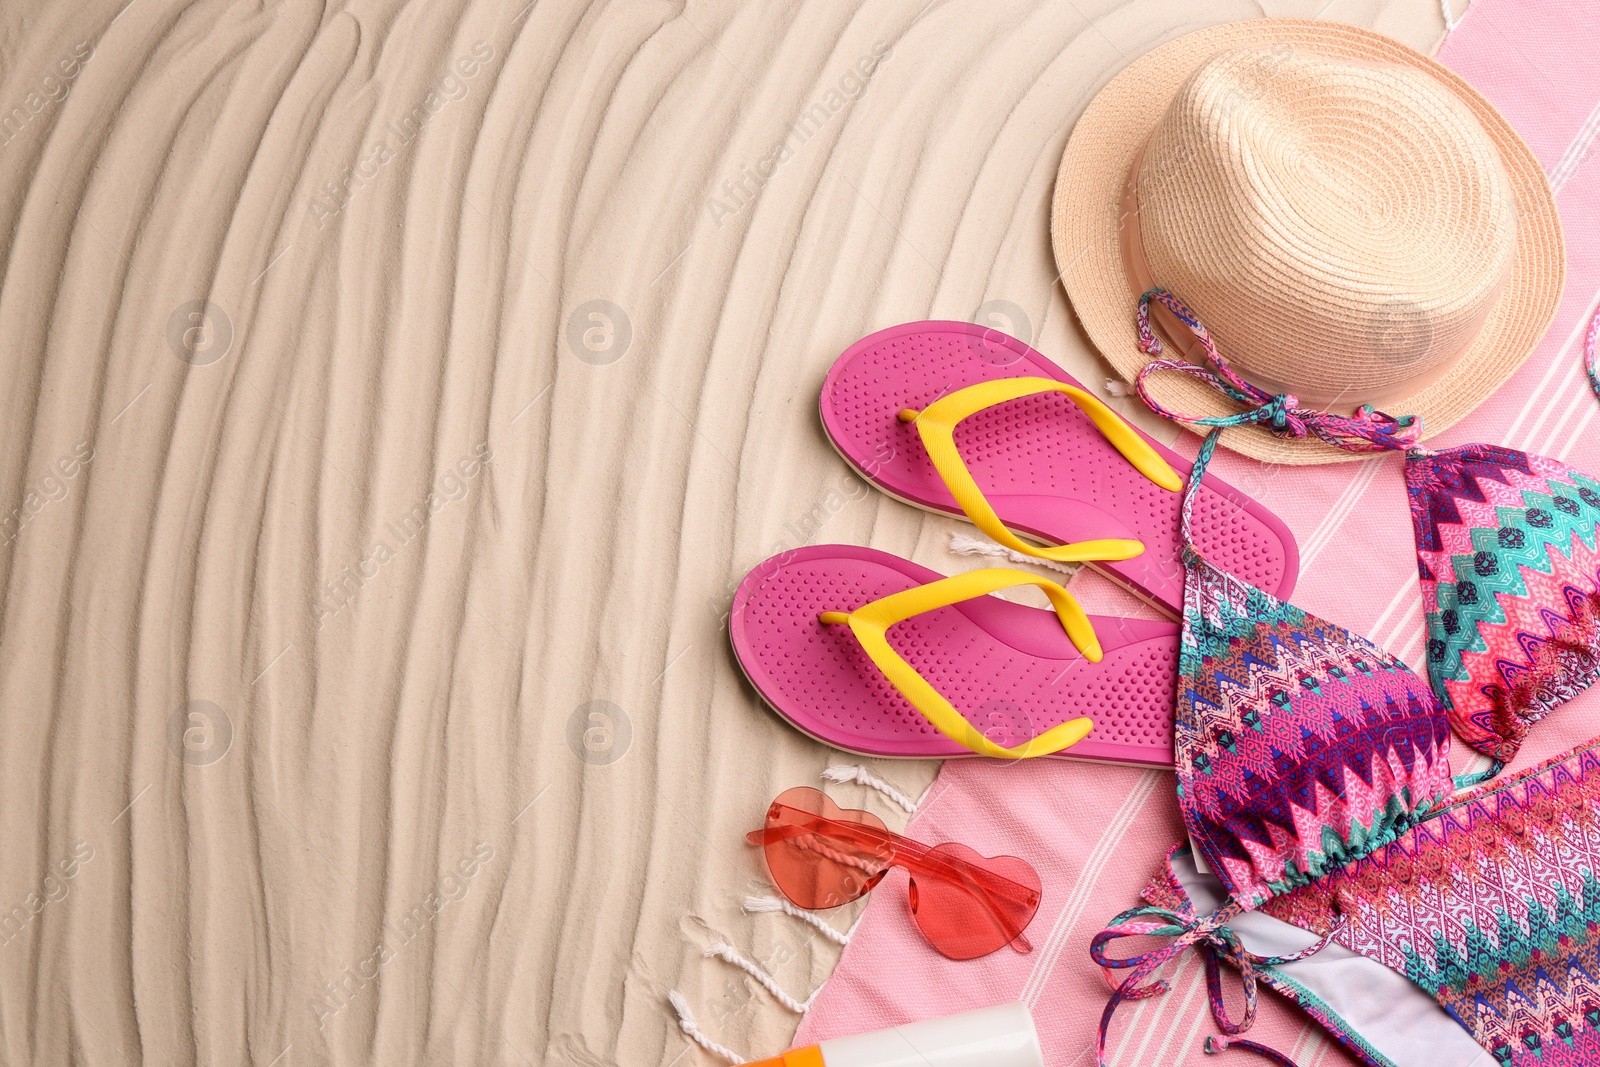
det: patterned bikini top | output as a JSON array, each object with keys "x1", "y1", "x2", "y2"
[
  {"x1": 1140, "y1": 289, "x2": 1600, "y2": 798},
  {"x1": 1091, "y1": 292, "x2": 1600, "y2": 1066},
  {"x1": 1171, "y1": 437, "x2": 1456, "y2": 909},
  {"x1": 1406, "y1": 444, "x2": 1600, "y2": 768},
  {"x1": 1136, "y1": 290, "x2": 1466, "y2": 911}
]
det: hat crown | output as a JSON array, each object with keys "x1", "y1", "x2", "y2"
[{"x1": 1136, "y1": 46, "x2": 1518, "y2": 405}]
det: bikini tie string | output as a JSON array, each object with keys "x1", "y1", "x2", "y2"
[
  {"x1": 1091, "y1": 902, "x2": 1343, "y2": 1067},
  {"x1": 1205, "y1": 1035, "x2": 1302, "y2": 1066},
  {"x1": 1134, "y1": 288, "x2": 1426, "y2": 454}
]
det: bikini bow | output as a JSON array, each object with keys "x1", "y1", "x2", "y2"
[{"x1": 1091, "y1": 902, "x2": 1344, "y2": 1067}]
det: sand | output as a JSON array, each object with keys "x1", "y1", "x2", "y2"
[{"x1": 0, "y1": 1, "x2": 1458, "y2": 1064}]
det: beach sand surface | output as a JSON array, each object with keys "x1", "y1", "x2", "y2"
[{"x1": 0, "y1": 1, "x2": 1452, "y2": 1063}]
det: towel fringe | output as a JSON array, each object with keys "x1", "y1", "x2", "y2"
[
  {"x1": 741, "y1": 895, "x2": 851, "y2": 946},
  {"x1": 947, "y1": 533, "x2": 1079, "y2": 577},
  {"x1": 704, "y1": 941, "x2": 813, "y2": 1014},
  {"x1": 667, "y1": 990, "x2": 747, "y2": 1064},
  {"x1": 820, "y1": 764, "x2": 919, "y2": 813}
]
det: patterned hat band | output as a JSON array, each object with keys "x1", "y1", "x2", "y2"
[{"x1": 1133, "y1": 288, "x2": 1426, "y2": 456}]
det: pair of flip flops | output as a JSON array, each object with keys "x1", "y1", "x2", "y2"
[{"x1": 730, "y1": 322, "x2": 1299, "y2": 766}]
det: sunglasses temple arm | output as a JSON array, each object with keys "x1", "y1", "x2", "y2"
[
  {"x1": 745, "y1": 824, "x2": 817, "y2": 846},
  {"x1": 757, "y1": 806, "x2": 905, "y2": 852},
  {"x1": 900, "y1": 848, "x2": 1038, "y2": 907}
]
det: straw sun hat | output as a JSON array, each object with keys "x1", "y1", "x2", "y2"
[{"x1": 1052, "y1": 19, "x2": 1564, "y2": 464}]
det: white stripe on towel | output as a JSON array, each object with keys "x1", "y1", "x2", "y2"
[{"x1": 1020, "y1": 769, "x2": 1164, "y2": 1008}]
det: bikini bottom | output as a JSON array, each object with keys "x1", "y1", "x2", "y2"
[{"x1": 1140, "y1": 738, "x2": 1600, "y2": 1067}]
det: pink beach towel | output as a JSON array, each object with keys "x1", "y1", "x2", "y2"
[{"x1": 796, "y1": 4, "x2": 1600, "y2": 1064}]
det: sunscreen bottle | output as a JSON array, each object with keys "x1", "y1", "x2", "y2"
[{"x1": 747, "y1": 1002, "x2": 1043, "y2": 1067}]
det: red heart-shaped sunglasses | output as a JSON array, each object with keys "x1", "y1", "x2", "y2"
[{"x1": 746, "y1": 786, "x2": 1041, "y2": 960}]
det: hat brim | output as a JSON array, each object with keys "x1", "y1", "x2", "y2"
[{"x1": 1051, "y1": 19, "x2": 1565, "y2": 465}]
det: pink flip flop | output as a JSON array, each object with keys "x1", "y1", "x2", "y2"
[
  {"x1": 730, "y1": 545, "x2": 1179, "y2": 766},
  {"x1": 820, "y1": 322, "x2": 1299, "y2": 614}
]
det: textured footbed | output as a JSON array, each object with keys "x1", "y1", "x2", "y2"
[
  {"x1": 820, "y1": 322, "x2": 1300, "y2": 613},
  {"x1": 731, "y1": 545, "x2": 1179, "y2": 766}
]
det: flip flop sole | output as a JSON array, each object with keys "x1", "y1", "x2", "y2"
[
  {"x1": 820, "y1": 322, "x2": 1299, "y2": 615},
  {"x1": 731, "y1": 545, "x2": 1179, "y2": 766}
]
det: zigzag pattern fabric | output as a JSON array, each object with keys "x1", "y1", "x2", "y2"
[
  {"x1": 1093, "y1": 426, "x2": 1462, "y2": 1067},
  {"x1": 1177, "y1": 551, "x2": 1456, "y2": 909},
  {"x1": 1406, "y1": 444, "x2": 1600, "y2": 764},
  {"x1": 1265, "y1": 739, "x2": 1600, "y2": 1067},
  {"x1": 1101, "y1": 294, "x2": 1600, "y2": 1065}
]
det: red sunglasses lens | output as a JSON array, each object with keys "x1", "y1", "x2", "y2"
[
  {"x1": 759, "y1": 787, "x2": 891, "y2": 911},
  {"x1": 908, "y1": 842, "x2": 1041, "y2": 960}
]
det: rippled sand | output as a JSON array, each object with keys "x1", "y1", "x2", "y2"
[{"x1": 0, "y1": 1, "x2": 1448, "y2": 1063}]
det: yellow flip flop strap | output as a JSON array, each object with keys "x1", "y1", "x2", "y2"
[
  {"x1": 819, "y1": 567, "x2": 1099, "y2": 759},
  {"x1": 899, "y1": 377, "x2": 1183, "y2": 563}
]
